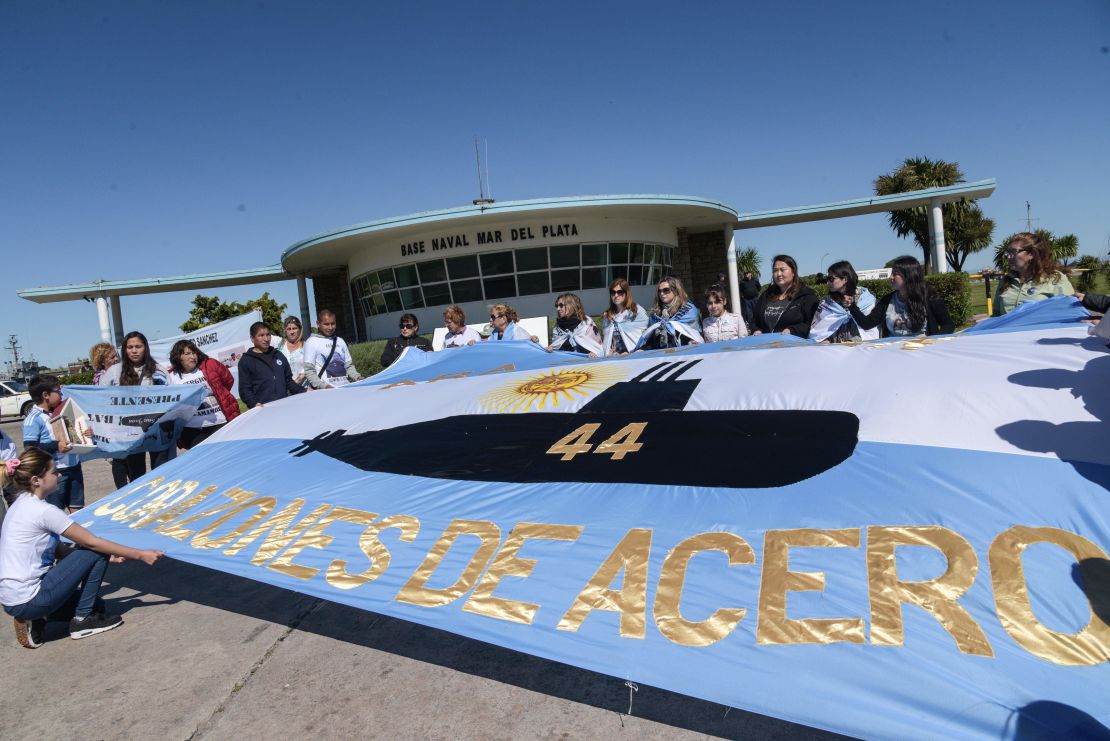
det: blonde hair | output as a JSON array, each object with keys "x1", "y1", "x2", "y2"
[
  {"x1": 651, "y1": 276, "x2": 690, "y2": 316},
  {"x1": 6, "y1": 447, "x2": 53, "y2": 493},
  {"x1": 489, "y1": 303, "x2": 520, "y2": 323},
  {"x1": 557, "y1": 293, "x2": 588, "y2": 322},
  {"x1": 89, "y1": 342, "x2": 116, "y2": 371}
]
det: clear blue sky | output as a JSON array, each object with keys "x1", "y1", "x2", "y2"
[{"x1": 3, "y1": 0, "x2": 1108, "y2": 367}]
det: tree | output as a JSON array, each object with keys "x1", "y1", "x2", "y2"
[
  {"x1": 736, "y1": 247, "x2": 762, "y2": 279},
  {"x1": 1071, "y1": 255, "x2": 1102, "y2": 293},
  {"x1": 992, "y1": 229, "x2": 1081, "y2": 273},
  {"x1": 874, "y1": 157, "x2": 995, "y2": 272},
  {"x1": 181, "y1": 292, "x2": 288, "y2": 333}
]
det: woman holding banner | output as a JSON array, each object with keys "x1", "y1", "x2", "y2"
[
  {"x1": 96, "y1": 331, "x2": 172, "y2": 486},
  {"x1": 167, "y1": 339, "x2": 240, "y2": 449}
]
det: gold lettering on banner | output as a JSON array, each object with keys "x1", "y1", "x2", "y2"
[
  {"x1": 191, "y1": 496, "x2": 277, "y2": 550},
  {"x1": 267, "y1": 506, "x2": 376, "y2": 581},
  {"x1": 547, "y1": 424, "x2": 601, "y2": 460},
  {"x1": 327, "y1": 514, "x2": 421, "y2": 590},
  {"x1": 557, "y1": 528, "x2": 652, "y2": 639},
  {"x1": 136, "y1": 485, "x2": 219, "y2": 531},
  {"x1": 395, "y1": 520, "x2": 502, "y2": 607},
  {"x1": 428, "y1": 372, "x2": 473, "y2": 383},
  {"x1": 479, "y1": 364, "x2": 516, "y2": 375},
  {"x1": 463, "y1": 523, "x2": 584, "y2": 624},
  {"x1": 93, "y1": 477, "x2": 165, "y2": 517},
  {"x1": 654, "y1": 532, "x2": 754, "y2": 647},
  {"x1": 121, "y1": 480, "x2": 200, "y2": 526},
  {"x1": 380, "y1": 380, "x2": 417, "y2": 390},
  {"x1": 757, "y1": 528, "x2": 865, "y2": 645},
  {"x1": 989, "y1": 526, "x2": 1110, "y2": 666},
  {"x1": 157, "y1": 487, "x2": 255, "y2": 541},
  {"x1": 112, "y1": 479, "x2": 187, "y2": 522},
  {"x1": 867, "y1": 526, "x2": 993, "y2": 656},
  {"x1": 593, "y1": 422, "x2": 647, "y2": 460},
  {"x1": 223, "y1": 500, "x2": 332, "y2": 563}
]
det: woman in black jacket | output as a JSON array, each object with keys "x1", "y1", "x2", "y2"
[
  {"x1": 848, "y1": 256, "x2": 954, "y2": 337},
  {"x1": 380, "y1": 313, "x2": 433, "y2": 368},
  {"x1": 751, "y1": 255, "x2": 819, "y2": 337},
  {"x1": 237, "y1": 322, "x2": 307, "y2": 408}
]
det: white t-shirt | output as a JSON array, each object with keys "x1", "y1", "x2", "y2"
[
  {"x1": 0, "y1": 494, "x2": 75, "y2": 607},
  {"x1": 443, "y1": 326, "x2": 482, "y2": 349},
  {"x1": 168, "y1": 368, "x2": 227, "y2": 428},
  {"x1": 304, "y1": 334, "x2": 353, "y2": 387}
]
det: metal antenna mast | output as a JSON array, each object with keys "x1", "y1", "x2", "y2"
[
  {"x1": 6, "y1": 334, "x2": 21, "y2": 371},
  {"x1": 472, "y1": 136, "x2": 495, "y2": 206}
]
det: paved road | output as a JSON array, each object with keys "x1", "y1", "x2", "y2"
[{"x1": 0, "y1": 418, "x2": 846, "y2": 740}]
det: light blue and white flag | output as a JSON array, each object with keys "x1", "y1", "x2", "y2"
[
  {"x1": 80, "y1": 300, "x2": 1109, "y2": 739},
  {"x1": 62, "y1": 384, "x2": 207, "y2": 459}
]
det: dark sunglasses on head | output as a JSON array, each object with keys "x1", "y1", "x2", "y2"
[{"x1": 399, "y1": 323, "x2": 415, "y2": 329}]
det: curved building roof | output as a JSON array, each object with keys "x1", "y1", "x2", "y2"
[{"x1": 280, "y1": 194, "x2": 737, "y2": 273}]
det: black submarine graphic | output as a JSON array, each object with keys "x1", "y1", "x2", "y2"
[{"x1": 290, "y1": 360, "x2": 859, "y2": 489}]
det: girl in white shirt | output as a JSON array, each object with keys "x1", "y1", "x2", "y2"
[
  {"x1": 0, "y1": 448, "x2": 163, "y2": 648},
  {"x1": 701, "y1": 287, "x2": 748, "y2": 342}
]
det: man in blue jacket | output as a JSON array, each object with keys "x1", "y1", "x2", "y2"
[{"x1": 237, "y1": 322, "x2": 307, "y2": 408}]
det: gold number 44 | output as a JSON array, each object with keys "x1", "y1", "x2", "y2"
[{"x1": 546, "y1": 422, "x2": 647, "y2": 461}]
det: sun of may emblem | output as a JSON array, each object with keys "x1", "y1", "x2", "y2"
[{"x1": 480, "y1": 365, "x2": 626, "y2": 413}]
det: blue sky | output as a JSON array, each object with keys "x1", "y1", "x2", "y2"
[{"x1": 3, "y1": 0, "x2": 1108, "y2": 367}]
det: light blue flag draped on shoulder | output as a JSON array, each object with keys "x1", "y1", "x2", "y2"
[
  {"x1": 61, "y1": 384, "x2": 207, "y2": 459},
  {"x1": 77, "y1": 300, "x2": 1110, "y2": 739}
]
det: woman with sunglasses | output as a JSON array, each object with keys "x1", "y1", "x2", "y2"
[
  {"x1": 848, "y1": 255, "x2": 954, "y2": 337},
  {"x1": 751, "y1": 255, "x2": 819, "y2": 337},
  {"x1": 547, "y1": 294, "x2": 602, "y2": 355},
  {"x1": 380, "y1": 313, "x2": 433, "y2": 368},
  {"x1": 991, "y1": 232, "x2": 1075, "y2": 316},
  {"x1": 809, "y1": 260, "x2": 879, "y2": 343},
  {"x1": 636, "y1": 276, "x2": 703, "y2": 350},
  {"x1": 486, "y1": 304, "x2": 538, "y2": 342},
  {"x1": 597, "y1": 278, "x2": 647, "y2": 357}
]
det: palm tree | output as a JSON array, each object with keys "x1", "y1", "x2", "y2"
[
  {"x1": 874, "y1": 157, "x2": 994, "y2": 271},
  {"x1": 1072, "y1": 255, "x2": 1101, "y2": 293},
  {"x1": 736, "y1": 247, "x2": 762, "y2": 280}
]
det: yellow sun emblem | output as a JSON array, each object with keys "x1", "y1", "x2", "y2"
[{"x1": 480, "y1": 365, "x2": 627, "y2": 413}]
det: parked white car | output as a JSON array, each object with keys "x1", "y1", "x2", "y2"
[{"x1": 0, "y1": 380, "x2": 33, "y2": 419}]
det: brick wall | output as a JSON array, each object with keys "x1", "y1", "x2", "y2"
[
  {"x1": 684, "y1": 229, "x2": 728, "y2": 302},
  {"x1": 311, "y1": 268, "x2": 360, "y2": 342}
]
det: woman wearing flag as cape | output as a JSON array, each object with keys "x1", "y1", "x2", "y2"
[
  {"x1": 809, "y1": 261, "x2": 879, "y2": 343},
  {"x1": 635, "y1": 276, "x2": 703, "y2": 350},
  {"x1": 546, "y1": 293, "x2": 602, "y2": 355},
  {"x1": 594, "y1": 278, "x2": 648, "y2": 357}
]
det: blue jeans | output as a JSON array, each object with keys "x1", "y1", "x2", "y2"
[
  {"x1": 3, "y1": 548, "x2": 108, "y2": 621},
  {"x1": 46, "y1": 465, "x2": 85, "y2": 511}
]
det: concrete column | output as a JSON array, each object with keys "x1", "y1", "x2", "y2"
[
  {"x1": 109, "y1": 295, "x2": 124, "y2": 345},
  {"x1": 297, "y1": 275, "x2": 311, "y2": 331},
  {"x1": 928, "y1": 197, "x2": 949, "y2": 273},
  {"x1": 724, "y1": 224, "x2": 741, "y2": 314},
  {"x1": 95, "y1": 296, "x2": 111, "y2": 342}
]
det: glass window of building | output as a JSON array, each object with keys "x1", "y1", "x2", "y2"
[
  {"x1": 447, "y1": 255, "x2": 479, "y2": 279},
  {"x1": 550, "y1": 244, "x2": 579, "y2": 269}
]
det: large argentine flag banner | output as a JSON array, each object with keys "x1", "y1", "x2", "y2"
[{"x1": 82, "y1": 298, "x2": 1109, "y2": 739}]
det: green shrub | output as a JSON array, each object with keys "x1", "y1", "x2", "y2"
[
  {"x1": 349, "y1": 334, "x2": 435, "y2": 378},
  {"x1": 59, "y1": 370, "x2": 94, "y2": 386}
]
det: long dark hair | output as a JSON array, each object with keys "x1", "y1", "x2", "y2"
[
  {"x1": 119, "y1": 331, "x2": 159, "y2": 386},
  {"x1": 826, "y1": 260, "x2": 859, "y2": 303},
  {"x1": 890, "y1": 255, "x2": 928, "y2": 332},
  {"x1": 769, "y1": 255, "x2": 802, "y2": 300},
  {"x1": 169, "y1": 339, "x2": 210, "y2": 374}
]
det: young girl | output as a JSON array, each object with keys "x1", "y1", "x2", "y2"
[
  {"x1": 809, "y1": 261, "x2": 880, "y2": 343},
  {"x1": 701, "y1": 287, "x2": 748, "y2": 342},
  {"x1": 596, "y1": 278, "x2": 647, "y2": 357},
  {"x1": 849, "y1": 256, "x2": 955, "y2": 337},
  {"x1": 0, "y1": 448, "x2": 164, "y2": 648},
  {"x1": 167, "y1": 339, "x2": 240, "y2": 449},
  {"x1": 637, "y1": 276, "x2": 703, "y2": 350},
  {"x1": 273, "y1": 316, "x2": 307, "y2": 386},
  {"x1": 97, "y1": 331, "x2": 171, "y2": 482}
]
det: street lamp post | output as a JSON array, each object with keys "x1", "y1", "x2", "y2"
[{"x1": 819, "y1": 252, "x2": 829, "y2": 274}]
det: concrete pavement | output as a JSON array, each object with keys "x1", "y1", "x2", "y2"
[{"x1": 0, "y1": 419, "x2": 846, "y2": 740}]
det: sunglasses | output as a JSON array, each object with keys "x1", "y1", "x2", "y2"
[
  {"x1": 490, "y1": 313, "x2": 505, "y2": 321},
  {"x1": 399, "y1": 323, "x2": 415, "y2": 329},
  {"x1": 658, "y1": 287, "x2": 674, "y2": 295},
  {"x1": 610, "y1": 289, "x2": 625, "y2": 296},
  {"x1": 1006, "y1": 249, "x2": 1030, "y2": 257},
  {"x1": 554, "y1": 303, "x2": 566, "y2": 309}
]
